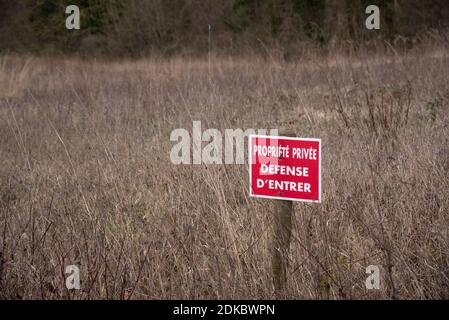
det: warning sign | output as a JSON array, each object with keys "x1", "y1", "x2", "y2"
[{"x1": 249, "y1": 135, "x2": 321, "y2": 203}]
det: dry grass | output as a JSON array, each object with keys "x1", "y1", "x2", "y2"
[
  {"x1": 0, "y1": 45, "x2": 448, "y2": 299},
  {"x1": 0, "y1": 56, "x2": 36, "y2": 99}
]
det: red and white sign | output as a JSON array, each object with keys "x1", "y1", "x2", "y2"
[{"x1": 249, "y1": 135, "x2": 321, "y2": 203}]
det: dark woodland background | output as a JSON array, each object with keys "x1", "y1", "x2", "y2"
[{"x1": 1, "y1": 0, "x2": 449, "y2": 57}]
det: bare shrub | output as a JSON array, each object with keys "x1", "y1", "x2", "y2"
[{"x1": 0, "y1": 45, "x2": 448, "y2": 299}]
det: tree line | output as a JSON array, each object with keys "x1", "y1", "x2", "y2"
[{"x1": 1, "y1": 0, "x2": 448, "y2": 56}]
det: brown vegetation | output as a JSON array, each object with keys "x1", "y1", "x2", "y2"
[{"x1": 0, "y1": 42, "x2": 448, "y2": 299}]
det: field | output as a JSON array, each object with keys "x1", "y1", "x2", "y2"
[{"x1": 0, "y1": 44, "x2": 448, "y2": 299}]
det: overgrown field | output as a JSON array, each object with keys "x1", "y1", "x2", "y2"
[{"x1": 0, "y1": 46, "x2": 448, "y2": 299}]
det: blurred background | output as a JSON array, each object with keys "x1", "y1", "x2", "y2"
[{"x1": 1, "y1": 0, "x2": 449, "y2": 57}]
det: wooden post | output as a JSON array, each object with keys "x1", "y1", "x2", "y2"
[
  {"x1": 271, "y1": 131, "x2": 295, "y2": 295},
  {"x1": 271, "y1": 198, "x2": 293, "y2": 294}
]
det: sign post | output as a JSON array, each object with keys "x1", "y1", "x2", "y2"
[{"x1": 249, "y1": 134, "x2": 322, "y2": 294}]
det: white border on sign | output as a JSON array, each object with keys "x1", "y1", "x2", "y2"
[{"x1": 248, "y1": 134, "x2": 322, "y2": 203}]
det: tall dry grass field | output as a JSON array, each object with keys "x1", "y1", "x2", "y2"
[{"x1": 0, "y1": 45, "x2": 448, "y2": 299}]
